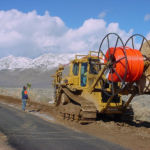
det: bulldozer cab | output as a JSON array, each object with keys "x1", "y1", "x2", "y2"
[
  {"x1": 66, "y1": 51, "x2": 123, "y2": 113},
  {"x1": 54, "y1": 50, "x2": 123, "y2": 113},
  {"x1": 69, "y1": 51, "x2": 100, "y2": 89}
]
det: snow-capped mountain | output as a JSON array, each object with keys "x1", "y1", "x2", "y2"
[{"x1": 0, "y1": 53, "x2": 75, "y2": 71}]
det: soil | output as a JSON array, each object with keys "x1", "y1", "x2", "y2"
[
  {"x1": 0, "y1": 132, "x2": 15, "y2": 150},
  {"x1": 0, "y1": 95, "x2": 150, "y2": 150},
  {"x1": 142, "y1": 40, "x2": 150, "y2": 58},
  {"x1": 142, "y1": 40, "x2": 150, "y2": 75}
]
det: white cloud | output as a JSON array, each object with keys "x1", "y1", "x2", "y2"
[
  {"x1": 98, "y1": 11, "x2": 106, "y2": 19},
  {"x1": 0, "y1": 9, "x2": 133, "y2": 58},
  {"x1": 146, "y1": 32, "x2": 150, "y2": 39},
  {"x1": 144, "y1": 14, "x2": 150, "y2": 21}
]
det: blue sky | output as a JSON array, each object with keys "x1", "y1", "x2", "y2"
[
  {"x1": 1, "y1": 0, "x2": 150, "y2": 34},
  {"x1": 0, "y1": 0, "x2": 150, "y2": 58}
]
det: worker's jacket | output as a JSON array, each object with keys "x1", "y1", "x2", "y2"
[{"x1": 22, "y1": 90, "x2": 28, "y2": 99}]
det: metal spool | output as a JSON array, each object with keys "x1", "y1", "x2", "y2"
[
  {"x1": 125, "y1": 34, "x2": 150, "y2": 94},
  {"x1": 125, "y1": 34, "x2": 150, "y2": 60},
  {"x1": 98, "y1": 33, "x2": 128, "y2": 96}
]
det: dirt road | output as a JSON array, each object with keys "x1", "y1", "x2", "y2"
[{"x1": 0, "y1": 103, "x2": 127, "y2": 150}]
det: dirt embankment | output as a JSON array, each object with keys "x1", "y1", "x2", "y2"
[
  {"x1": 0, "y1": 87, "x2": 54, "y2": 103},
  {"x1": 0, "y1": 94, "x2": 150, "y2": 150}
]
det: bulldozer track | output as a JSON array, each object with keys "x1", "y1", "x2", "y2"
[
  {"x1": 59, "y1": 108, "x2": 96, "y2": 124},
  {"x1": 55, "y1": 87, "x2": 135, "y2": 124},
  {"x1": 55, "y1": 87, "x2": 97, "y2": 124}
]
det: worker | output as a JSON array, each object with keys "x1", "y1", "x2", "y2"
[{"x1": 21, "y1": 86, "x2": 28, "y2": 111}]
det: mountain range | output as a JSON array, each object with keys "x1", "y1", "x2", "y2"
[
  {"x1": 0, "y1": 53, "x2": 75, "y2": 71},
  {"x1": 0, "y1": 53, "x2": 75, "y2": 88}
]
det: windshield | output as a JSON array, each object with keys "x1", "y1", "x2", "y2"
[
  {"x1": 89, "y1": 61, "x2": 99, "y2": 74},
  {"x1": 81, "y1": 63, "x2": 87, "y2": 87}
]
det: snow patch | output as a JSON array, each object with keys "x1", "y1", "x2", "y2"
[{"x1": 0, "y1": 53, "x2": 75, "y2": 71}]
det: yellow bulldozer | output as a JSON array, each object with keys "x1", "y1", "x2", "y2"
[{"x1": 52, "y1": 33, "x2": 150, "y2": 123}]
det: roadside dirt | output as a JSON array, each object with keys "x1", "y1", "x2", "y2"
[
  {"x1": 0, "y1": 132, "x2": 15, "y2": 150},
  {"x1": 0, "y1": 95, "x2": 150, "y2": 150}
]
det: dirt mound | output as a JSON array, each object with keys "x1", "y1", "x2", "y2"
[
  {"x1": 132, "y1": 95, "x2": 150, "y2": 122},
  {"x1": 141, "y1": 40, "x2": 150, "y2": 57},
  {"x1": 142, "y1": 40, "x2": 150, "y2": 75},
  {"x1": 0, "y1": 87, "x2": 54, "y2": 103},
  {"x1": 136, "y1": 40, "x2": 150, "y2": 93}
]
